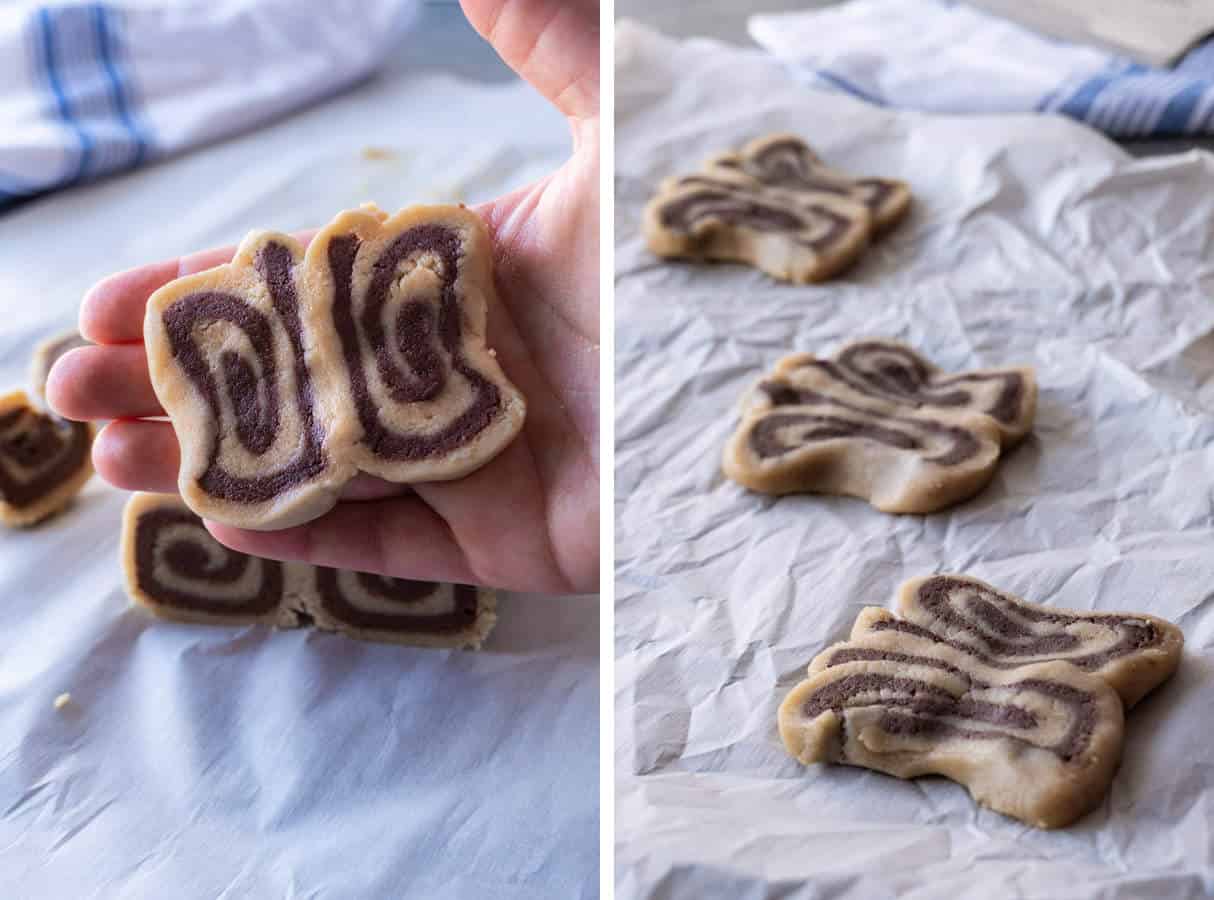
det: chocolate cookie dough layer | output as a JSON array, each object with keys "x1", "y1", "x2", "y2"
[
  {"x1": 711, "y1": 134, "x2": 912, "y2": 233},
  {"x1": 145, "y1": 204, "x2": 525, "y2": 531},
  {"x1": 644, "y1": 168, "x2": 872, "y2": 283},
  {"x1": 891, "y1": 574, "x2": 1183, "y2": 708},
  {"x1": 120, "y1": 493, "x2": 496, "y2": 649},
  {"x1": 779, "y1": 575, "x2": 1183, "y2": 828},
  {"x1": 29, "y1": 330, "x2": 91, "y2": 407},
  {"x1": 723, "y1": 340, "x2": 1036, "y2": 513},
  {"x1": 304, "y1": 205, "x2": 526, "y2": 484},
  {"x1": 0, "y1": 390, "x2": 94, "y2": 526}
]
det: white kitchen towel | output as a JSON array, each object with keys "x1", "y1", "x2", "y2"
[
  {"x1": 749, "y1": 0, "x2": 1214, "y2": 138},
  {"x1": 0, "y1": 0, "x2": 418, "y2": 208}
]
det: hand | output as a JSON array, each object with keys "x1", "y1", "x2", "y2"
[{"x1": 48, "y1": 0, "x2": 599, "y2": 595}]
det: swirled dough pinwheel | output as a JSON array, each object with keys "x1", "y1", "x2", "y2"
[
  {"x1": 779, "y1": 575, "x2": 1183, "y2": 829},
  {"x1": 643, "y1": 133, "x2": 911, "y2": 283},
  {"x1": 121, "y1": 492, "x2": 497, "y2": 649},
  {"x1": 145, "y1": 204, "x2": 526, "y2": 530},
  {"x1": 0, "y1": 390, "x2": 94, "y2": 526},
  {"x1": 722, "y1": 339, "x2": 1036, "y2": 513}
]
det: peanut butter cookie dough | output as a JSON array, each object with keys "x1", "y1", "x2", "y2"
[
  {"x1": 0, "y1": 390, "x2": 94, "y2": 527},
  {"x1": 145, "y1": 204, "x2": 526, "y2": 531},
  {"x1": 121, "y1": 492, "x2": 497, "y2": 649},
  {"x1": 779, "y1": 575, "x2": 1183, "y2": 829},
  {"x1": 722, "y1": 340, "x2": 1036, "y2": 513}
]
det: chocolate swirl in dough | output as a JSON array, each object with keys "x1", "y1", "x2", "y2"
[
  {"x1": 316, "y1": 207, "x2": 523, "y2": 481},
  {"x1": 643, "y1": 166, "x2": 872, "y2": 284},
  {"x1": 123, "y1": 496, "x2": 287, "y2": 624},
  {"x1": 145, "y1": 204, "x2": 525, "y2": 530},
  {"x1": 311, "y1": 568, "x2": 483, "y2": 640},
  {"x1": 121, "y1": 492, "x2": 497, "y2": 648},
  {"x1": 0, "y1": 390, "x2": 94, "y2": 526},
  {"x1": 723, "y1": 339, "x2": 1036, "y2": 513},
  {"x1": 713, "y1": 134, "x2": 911, "y2": 232},
  {"x1": 779, "y1": 575, "x2": 1183, "y2": 828}
]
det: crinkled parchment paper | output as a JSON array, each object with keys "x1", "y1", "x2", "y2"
[
  {"x1": 615, "y1": 21, "x2": 1214, "y2": 899},
  {"x1": 0, "y1": 50, "x2": 597, "y2": 900}
]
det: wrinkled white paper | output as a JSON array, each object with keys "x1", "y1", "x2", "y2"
[
  {"x1": 0, "y1": 43, "x2": 598, "y2": 900},
  {"x1": 615, "y1": 21, "x2": 1214, "y2": 899}
]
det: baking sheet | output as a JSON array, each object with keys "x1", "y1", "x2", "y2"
[
  {"x1": 0, "y1": 30, "x2": 598, "y2": 900},
  {"x1": 614, "y1": 20, "x2": 1214, "y2": 899}
]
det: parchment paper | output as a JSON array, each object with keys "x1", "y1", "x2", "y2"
[
  {"x1": 0, "y1": 31, "x2": 598, "y2": 900},
  {"x1": 615, "y1": 21, "x2": 1214, "y2": 899}
]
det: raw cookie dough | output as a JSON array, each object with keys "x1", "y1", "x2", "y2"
[
  {"x1": 29, "y1": 330, "x2": 91, "y2": 407},
  {"x1": 0, "y1": 390, "x2": 94, "y2": 527},
  {"x1": 722, "y1": 339, "x2": 1036, "y2": 513},
  {"x1": 779, "y1": 574, "x2": 1183, "y2": 829},
  {"x1": 643, "y1": 134, "x2": 911, "y2": 283},
  {"x1": 121, "y1": 492, "x2": 497, "y2": 649},
  {"x1": 643, "y1": 168, "x2": 872, "y2": 283},
  {"x1": 144, "y1": 204, "x2": 526, "y2": 531},
  {"x1": 709, "y1": 134, "x2": 912, "y2": 233}
]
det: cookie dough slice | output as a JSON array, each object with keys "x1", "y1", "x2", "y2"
[
  {"x1": 303, "y1": 568, "x2": 497, "y2": 650},
  {"x1": 712, "y1": 134, "x2": 912, "y2": 233},
  {"x1": 121, "y1": 491, "x2": 300, "y2": 628},
  {"x1": 780, "y1": 639, "x2": 1125, "y2": 829},
  {"x1": 29, "y1": 330, "x2": 91, "y2": 407},
  {"x1": 0, "y1": 390, "x2": 94, "y2": 526},
  {"x1": 145, "y1": 230, "x2": 355, "y2": 531},
  {"x1": 304, "y1": 204, "x2": 526, "y2": 484},
  {"x1": 121, "y1": 493, "x2": 497, "y2": 649},
  {"x1": 643, "y1": 169, "x2": 872, "y2": 283},
  {"x1": 722, "y1": 341, "x2": 1035, "y2": 513},
  {"x1": 891, "y1": 574, "x2": 1184, "y2": 708}
]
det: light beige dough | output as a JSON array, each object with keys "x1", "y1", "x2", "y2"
[
  {"x1": 779, "y1": 574, "x2": 1183, "y2": 829},
  {"x1": 144, "y1": 203, "x2": 525, "y2": 531},
  {"x1": 121, "y1": 492, "x2": 496, "y2": 649},
  {"x1": 0, "y1": 390, "x2": 94, "y2": 527},
  {"x1": 29, "y1": 330, "x2": 91, "y2": 407},
  {"x1": 722, "y1": 339, "x2": 1036, "y2": 513}
]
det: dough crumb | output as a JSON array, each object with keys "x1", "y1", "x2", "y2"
[
  {"x1": 361, "y1": 146, "x2": 395, "y2": 160},
  {"x1": 53, "y1": 693, "x2": 71, "y2": 710}
]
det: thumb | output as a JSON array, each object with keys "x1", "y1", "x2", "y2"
[{"x1": 460, "y1": 0, "x2": 599, "y2": 126}]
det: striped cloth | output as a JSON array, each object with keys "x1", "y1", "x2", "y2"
[
  {"x1": 749, "y1": 0, "x2": 1214, "y2": 138},
  {"x1": 0, "y1": 1, "x2": 417, "y2": 209}
]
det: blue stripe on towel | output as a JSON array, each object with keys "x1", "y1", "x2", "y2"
[
  {"x1": 93, "y1": 3, "x2": 149, "y2": 168},
  {"x1": 36, "y1": 6, "x2": 93, "y2": 185}
]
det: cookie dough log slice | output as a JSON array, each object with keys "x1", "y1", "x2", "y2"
[
  {"x1": 894, "y1": 574, "x2": 1184, "y2": 709},
  {"x1": 642, "y1": 168, "x2": 872, "y2": 283},
  {"x1": 721, "y1": 354, "x2": 1007, "y2": 513},
  {"x1": 778, "y1": 622, "x2": 1126, "y2": 829},
  {"x1": 712, "y1": 134, "x2": 912, "y2": 233},
  {"x1": 120, "y1": 492, "x2": 304, "y2": 628},
  {"x1": 302, "y1": 567, "x2": 497, "y2": 650},
  {"x1": 145, "y1": 230, "x2": 354, "y2": 530},
  {"x1": 303, "y1": 204, "x2": 525, "y2": 483},
  {"x1": 785, "y1": 340, "x2": 1037, "y2": 449},
  {"x1": 0, "y1": 390, "x2": 95, "y2": 526}
]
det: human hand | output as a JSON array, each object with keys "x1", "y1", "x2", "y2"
[{"x1": 48, "y1": 0, "x2": 599, "y2": 595}]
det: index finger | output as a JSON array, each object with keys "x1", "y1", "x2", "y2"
[{"x1": 80, "y1": 230, "x2": 316, "y2": 345}]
